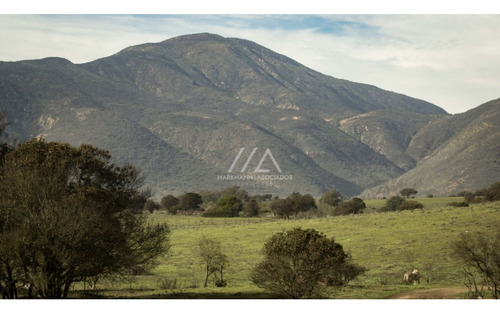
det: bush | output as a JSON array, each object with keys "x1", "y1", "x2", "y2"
[
  {"x1": 484, "y1": 182, "x2": 500, "y2": 202},
  {"x1": 377, "y1": 206, "x2": 390, "y2": 213},
  {"x1": 203, "y1": 195, "x2": 243, "y2": 217},
  {"x1": 397, "y1": 200, "x2": 424, "y2": 211},
  {"x1": 243, "y1": 199, "x2": 259, "y2": 217},
  {"x1": 333, "y1": 198, "x2": 366, "y2": 216},
  {"x1": 447, "y1": 201, "x2": 469, "y2": 207},
  {"x1": 319, "y1": 189, "x2": 343, "y2": 207},
  {"x1": 251, "y1": 228, "x2": 365, "y2": 298},
  {"x1": 385, "y1": 196, "x2": 405, "y2": 212},
  {"x1": 177, "y1": 192, "x2": 203, "y2": 213},
  {"x1": 157, "y1": 277, "x2": 180, "y2": 290},
  {"x1": 270, "y1": 192, "x2": 317, "y2": 219},
  {"x1": 160, "y1": 195, "x2": 179, "y2": 214}
]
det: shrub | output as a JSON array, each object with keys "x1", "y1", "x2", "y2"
[
  {"x1": 333, "y1": 198, "x2": 366, "y2": 216},
  {"x1": 251, "y1": 228, "x2": 365, "y2": 298},
  {"x1": 203, "y1": 195, "x2": 243, "y2": 217},
  {"x1": 447, "y1": 201, "x2": 469, "y2": 207},
  {"x1": 160, "y1": 195, "x2": 179, "y2": 214},
  {"x1": 484, "y1": 182, "x2": 500, "y2": 202},
  {"x1": 319, "y1": 189, "x2": 343, "y2": 207},
  {"x1": 397, "y1": 200, "x2": 424, "y2": 211},
  {"x1": 386, "y1": 196, "x2": 405, "y2": 212}
]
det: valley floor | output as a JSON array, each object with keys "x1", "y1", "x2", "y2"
[{"x1": 64, "y1": 199, "x2": 500, "y2": 299}]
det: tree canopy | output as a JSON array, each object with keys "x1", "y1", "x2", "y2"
[
  {"x1": 270, "y1": 192, "x2": 317, "y2": 219},
  {"x1": 400, "y1": 188, "x2": 418, "y2": 198},
  {"x1": 0, "y1": 139, "x2": 170, "y2": 298},
  {"x1": 251, "y1": 228, "x2": 365, "y2": 298},
  {"x1": 319, "y1": 189, "x2": 344, "y2": 207}
]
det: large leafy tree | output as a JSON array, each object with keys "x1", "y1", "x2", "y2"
[
  {"x1": 251, "y1": 228, "x2": 365, "y2": 298},
  {"x1": 0, "y1": 139, "x2": 170, "y2": 298}
]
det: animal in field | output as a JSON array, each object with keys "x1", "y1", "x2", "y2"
[
  {"x1": 403, "y1": 269, "x2": 421, "y2": 285},
  {"x1": 403, "y1": 272, "x2": 410, "y2": 284},
  {"x1": 410, "y1": 269, "x2": 420, "y2": 284}
]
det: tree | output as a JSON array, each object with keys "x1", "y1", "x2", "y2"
[
  {"x1": 385, "y1": 195, "x2": 406, "y2": 212},
  {"x1": 177, "y1": 192, "x2": 203, "y2": 213},
  {"x1": 160, "y1": 195, "x2": 179, "y2": 214},
  {"x1": 400, "y1": 188, "x2": 418, "y2": 198},
  {"x1": 251, "y1": 228, "x2": 365, "y2": 298},
  {"x1": 333, "y1": 198, "x2": 366, "y2": 216},
  {"x1": 243, "y1": 199, "x2": 260, "y2": 217},
  {"x1": 196, "y1": 236, "x2": 229, "y2": 288},
  {"x1": 143, "y1": 199, "x2": 160, "y2": 213},
  {"x1": 397, "y1": 200, "x2": 424, "y2": 211},
  {"x1": 0, "y1": 139, "x2": 170, "y2": 298},
  {"x1": 319, "y1": 189, "x2": 343, "y2": 207},
  {"x1": 484, "y1": 182, "x2": 500, "y2": 202},
  {"x1": 271, "y1": 192, "x2": 317, "y2": 219},
  {"x1": 453, "y1": 228, "x2": 500, "y2": 298},
  {"x1": 203, "y1": 195, "x2": 243, "y2": 217}
]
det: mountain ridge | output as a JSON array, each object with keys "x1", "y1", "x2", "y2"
[{"x1": 1, "y1": 33, "x2": 496, "y2": 198}]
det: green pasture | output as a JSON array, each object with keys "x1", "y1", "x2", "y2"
[{"x1": 74, "y1": 198, "x2": 500, "y2": 299}]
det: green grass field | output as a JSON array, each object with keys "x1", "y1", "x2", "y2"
[{"x1": 72, "y1": 198, "x2": 500, "y2": 299}]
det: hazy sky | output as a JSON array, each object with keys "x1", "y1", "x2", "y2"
[{"x1": 1, "y1": 3, "x2": 499, "y2": 114}]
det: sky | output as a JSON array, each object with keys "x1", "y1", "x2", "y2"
[{"x1": 1, "y1": 2, "x2": 500, "y2": 114}]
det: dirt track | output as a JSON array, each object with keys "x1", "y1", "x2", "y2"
[{"x1": 390, "y1": 287, "x2": 469, "y2": 299}]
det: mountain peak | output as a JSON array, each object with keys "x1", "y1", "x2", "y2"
[
  {"x1": 163, "y1": 32, "x2": 226, "y2": 43},
  {"x1": 3, "y1": 34, "x2": 488, "y2": 198}
]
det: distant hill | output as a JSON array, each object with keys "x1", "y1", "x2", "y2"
[
  {"x1": 360, "y1": 99, "x2": 500, "y2": 198},
  {"x1": 3, "y1": 33, "x2": 496, "y2": 199}
]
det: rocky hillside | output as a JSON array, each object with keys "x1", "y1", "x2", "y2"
[
  {"x1": 360, "y1": 99, "x2": 500, "y2": 198},
  {"x1": 3, "y1": 33, "x2": 495, "y2": 198}
]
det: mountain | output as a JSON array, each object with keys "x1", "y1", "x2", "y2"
[
  {"x1": 4, "y1": 33, "x2": 493, "y2": 199},
  {"x1": 360, "y1": 99, "x2": 500, "y2": 198}
]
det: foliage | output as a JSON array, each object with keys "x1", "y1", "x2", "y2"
[
  {"x1": 333, "y1": 198, "x2": 366, "y2": 216},
  {"x1": 484, "y1": 182, "x2": 500, "y2": 202},
  {"x1": 203, "y1": 195, "x2": 243, "y2": 217},
  {"x1": 160, "y1": 195, "x2": 179, "y2": 214},
  {"x1": 270, "y1": 192, "x2": 317, "y2": 219},
  {"x1": 453, "y1": 227, "x2": 500, "y2": 298},
  {"x1": 177, "y1": 192, "x2": 203, "y2": 213},
  {"x1": 385, "y1": 196, "x2": 406, "y2": 212},
  {"x1": 251, "y1": 228, "x2": 364, "y2": 298},
  {"x1": 397, "y1": 200, "x2": 424, "y2": 211},
  {"x1": 144, "y1": 199, "x2": 160, "y2": 213},
  {"x1": 399, "y1": 188, "x2": 418, "y2": 198},
  {"x1": 0, "y1": 139, "x2": 170, "y2": 298},
  {"x1": 200, "y1": 186, "x2": 249, "y2": 204},
  {"x1": 196, "y1": 236, "x2": 229, "y2": 288},
  {"x1": 60, "y1": 199, "x2": 499, "y2": 299},
  {"x1": 319, "y1": 189, "x2": 344, "y2": 207},
  {"x1": 447, "y1": 201, "x2": 469, "y2": 207},
  {"x1": 243, "y1": 199, "x2": 260, "y2": 217}
]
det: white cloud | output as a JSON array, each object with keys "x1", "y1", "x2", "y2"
[{"x1": 0, "y1": 14, "x2": 499, "y2": 113}]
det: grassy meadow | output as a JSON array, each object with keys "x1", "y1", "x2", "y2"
[{"x1": 72, "y1": 197, "x2": 500, "y2": 299}]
